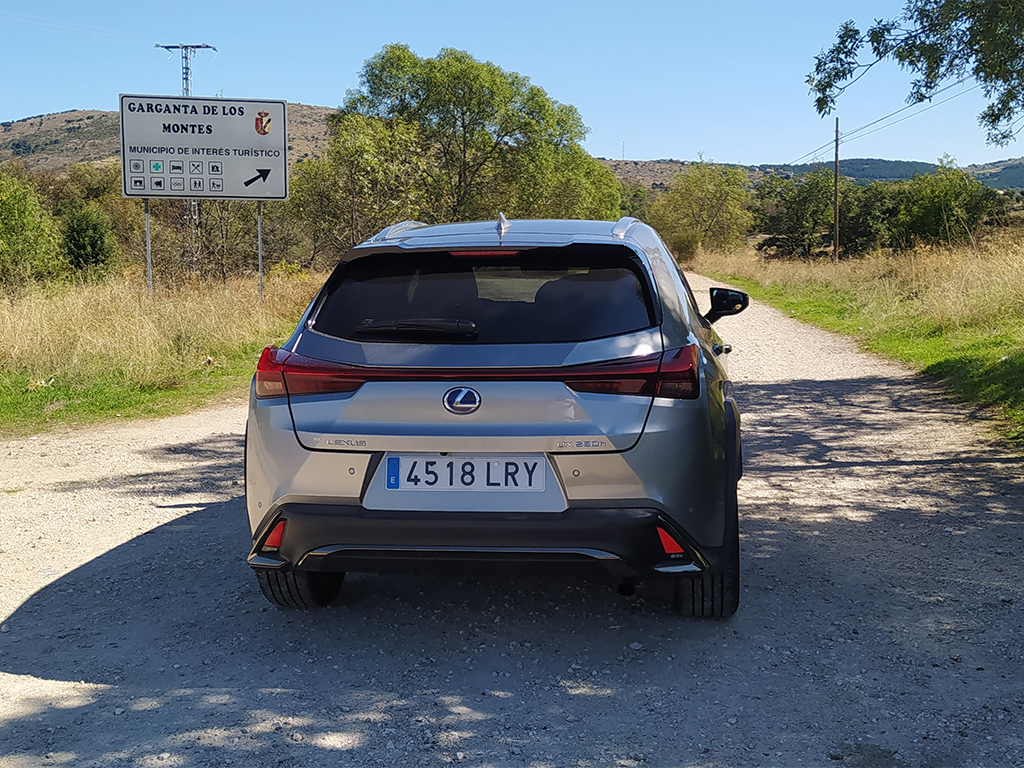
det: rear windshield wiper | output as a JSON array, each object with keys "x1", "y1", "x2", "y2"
[{"x1": 355, "y1": 318, "x2": 478, "y2": 339}]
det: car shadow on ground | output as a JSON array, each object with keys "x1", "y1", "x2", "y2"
[
  {"x1": 1, "y1": 373, "x2": 1022, "y2": 767},
  {"x1": 48, "y1": 431, "x2": 247, "y2": 501}
]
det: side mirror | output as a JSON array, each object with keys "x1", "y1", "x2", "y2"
[{"x1": 704, "y1": 287, "x2": 749, "y2": 324}]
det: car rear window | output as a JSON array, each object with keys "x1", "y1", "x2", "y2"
[{"x1": 312, "y1": 245, "x2": 657, "y2": 344}]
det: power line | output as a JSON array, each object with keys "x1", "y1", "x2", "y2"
[
  {"x1": 786, "y1": 78, "x2": 975, "y2": 166},
  {"x1": 0, "y1": 9, "x2": 149, "y2": 42},
  {"x1": 839, "y1": 84, "x2": 982, "y2": 147},
  {"x1": 782, "y1": 138, "x2": 839, "y2": 167},
  {"x1": 838, "y1": 79, "x2": 971, "y2": 143}
]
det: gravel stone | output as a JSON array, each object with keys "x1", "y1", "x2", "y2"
[{"x1": 0, "y1": 272, "x2": 1020, "y2": 767}]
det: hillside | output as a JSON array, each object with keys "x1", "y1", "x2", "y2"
[
  {"x1": 598, "y1": 158, "x2": 690, "y2": 190},
  {"x1": 4, "y1": 106, "x2": 1024, "y2": 189},
  {"x1": 0, "y1": 103, "x2": 337, "y2": 171},
  {"x1": 599, "y1": 156, "x2": 1024, "y2": 190},
  {"x1": 785, "y1": 158, "x2": 939, "y2": 182}
]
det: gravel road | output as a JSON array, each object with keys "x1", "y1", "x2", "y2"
[{"x1": 1, "y1": 273, "x2": 1022, "y2": 768}]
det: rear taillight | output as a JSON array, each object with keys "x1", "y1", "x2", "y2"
[
  {"x1": 255, "y1": 346, "x2": 364, "y2": 398},
  {"x1": 655, "y1": 344, "x2": 700, "y2": 399},
  {"x1": 562, "y1": 355, "x2": 660, "y2": 396},
  {"x1": 254, "y1": 344, "x2": 700, "y2": 399},
  {"x1": 254, "y1": 347, "x2": 287, "y2": 398},
  {"x1": 565, "y1": 344, "x2": 701, "y2": 399}
]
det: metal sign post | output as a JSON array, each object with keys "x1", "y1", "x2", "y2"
[
  {"x1": 257, "y1": 201, "x2": 263, "y2": 300},
  {"x1": 144, "y1": 198, "x2": 152, "y2": 295}
]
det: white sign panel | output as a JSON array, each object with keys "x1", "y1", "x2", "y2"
[{"x1": 120, "y1": 94, "x2": 287, "y2": 200}]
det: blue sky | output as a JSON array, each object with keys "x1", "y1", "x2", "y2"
[{"x1": 1, "y1": 1, "x2": 1019, "y2": 167}]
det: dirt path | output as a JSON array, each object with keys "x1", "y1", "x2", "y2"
[{"x1": 1, "y1": 274, "x2": 1021, "y2": 768}]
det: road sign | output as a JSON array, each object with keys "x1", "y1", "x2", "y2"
[{"x1": 119, "y1": 94, "x2": 288, "y2": 200}]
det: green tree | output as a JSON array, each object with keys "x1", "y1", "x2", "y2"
[
  {"x1": 840, "y1": 180, "x2": 898, "y2": 253},
  {"x1": 500, "y1": 142, "x2": 620, "y2": 220},
  {"x1": 648, "y1": 162, "x2": 753, "y2": 258},
  {"x1": 808, "y1": 0, "x2": 1024, "y2": 144},
  {"x1": 0, "y1": 170, "x2": 65, "y2": 286},
  {"x1": 62, "y1": 206, "x2": 115, "y2": 271},
  {"x1": 891, "y1": 165, "x2": 1001, "y2": 247},
  {"x1": 34, "y1": 163, "x2": 122, "y2": 217},
  {"x1": 290, "y1": 113, "x2": 428, "y2": 257},
  {"x1": 31, "y1": 163, "x2": 145, "y2": 270},
  {"x1": 755, "y1": 169, "x2": 861, "y2": 257},
  {"x1": 756, "y1": 165, "x2": 1001, "y2": 255},
  {"x1": 619, "y1": 181, "x2": 654, "y2": 221},
  {"x1": 341, "y1": 44, "x2": 615, "y2": 221}
]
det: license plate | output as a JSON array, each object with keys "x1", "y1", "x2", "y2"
[{"x1": 385, "y1": 455, "x2": 546, "y2": 492}]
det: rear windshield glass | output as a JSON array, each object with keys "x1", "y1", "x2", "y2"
[{"x1": 312, "y1": 245, "x2": 657, "y2": 344}]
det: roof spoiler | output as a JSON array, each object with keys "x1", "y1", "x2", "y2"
[
  {"x1": 611, "y1": 217, "x2": 639, "y2": 239},
  {"x1": 367, "y1": 220, "x2": 427, "y2": 243}
]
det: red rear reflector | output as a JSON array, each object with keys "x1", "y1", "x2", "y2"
[
  {"x1": 263, "y1": 520, "x2": 286, "y2": 550},
  {"x1": 657, "y1": 527, "x2": 685, "y2": 555}
]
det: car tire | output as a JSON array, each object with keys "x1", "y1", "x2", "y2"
[
  {"x1": 674, "y1": 436, "x2": 741, "y2": 619},
  {"x1": 255, "y1": 568, "x2": 344, "y2": 609},
  {"x1": 673, "y1": 518, "x2": 739, "y2": 618}
]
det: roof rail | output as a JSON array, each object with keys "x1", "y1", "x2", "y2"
[
  {"x1": 611, "y1": 216, "x2": 640, "y2": 239},
  {"x1": 367, "y1": 220, "x2": 427, "y2": 243}
]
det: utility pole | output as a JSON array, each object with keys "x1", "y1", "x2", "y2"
[
  {"x1": 155, "y1": 42, "x2": 216, "y2": 98},
  {"x1": 833, "y1": 116, "x2": 840, "y2": 261},
  {"x1": 156, "y1": 42, "x2": 216, "y2": 271}
]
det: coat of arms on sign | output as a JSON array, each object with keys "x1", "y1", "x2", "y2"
[{"x1": 255, "y1": 111, "x2": 272, "y2": 136}]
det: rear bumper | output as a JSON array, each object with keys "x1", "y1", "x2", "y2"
[{"x1": 248, "y1": 503, "x2": 718, "y2": 579}]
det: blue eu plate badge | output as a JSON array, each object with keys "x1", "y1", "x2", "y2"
[{"x1": 386, "y1": 457, "x2": 401, "y2": 490}]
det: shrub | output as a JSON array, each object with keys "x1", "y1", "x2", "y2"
[
  {"x1": 0, "y1": 171, "x2": 66, "y2": 286},
  {"x1": 62, "y1": 206, "x2": 115, "y2": 271}
]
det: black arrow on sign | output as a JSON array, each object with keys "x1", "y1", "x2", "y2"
[{"x1": 243, "y1": 168, "x2": 272, "y2": 187}]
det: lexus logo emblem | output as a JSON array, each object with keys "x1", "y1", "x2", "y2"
[{"x1": 443, "y1": 387, "x2": 481, "y2": 414}]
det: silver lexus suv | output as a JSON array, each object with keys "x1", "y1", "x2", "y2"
[{"x1": 245, "y1": 217, "x2": 748, "y2": 617}]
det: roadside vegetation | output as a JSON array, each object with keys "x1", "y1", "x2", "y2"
[
  {"x1": 0, "y1": 272, "x2": 321, "y2": 434},
  {"x1": 2, "y1": 35, "x2": 1024, "y2": 440},
  {"x1": 0, "y1": 45, "x2": 622, "y2": 434},
  {"x1": 691, "y1": 234, "x2": 1024, "y2": 442},
  {"x1": 657, "y1": 154, "x2": 1024, "y2": 441}
]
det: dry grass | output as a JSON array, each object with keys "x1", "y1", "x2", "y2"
[
  {"x1": 691, "y1": 232, "x2": 1024, "y2": 440},
  {"x1": 691, "y1": 231, "x2": 1024, "y2": 333},
  {"x1": 0, "y1": 271, "x2": 324, "y2": 389}
]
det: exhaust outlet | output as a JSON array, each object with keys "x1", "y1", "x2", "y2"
[{"x1": 617, "y1": 580, "x2": 636, "y2": 597}]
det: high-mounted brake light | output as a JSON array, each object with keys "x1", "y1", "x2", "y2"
[{"x1": 448, "y1": 250, "x2": 519, "y2": 257}]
